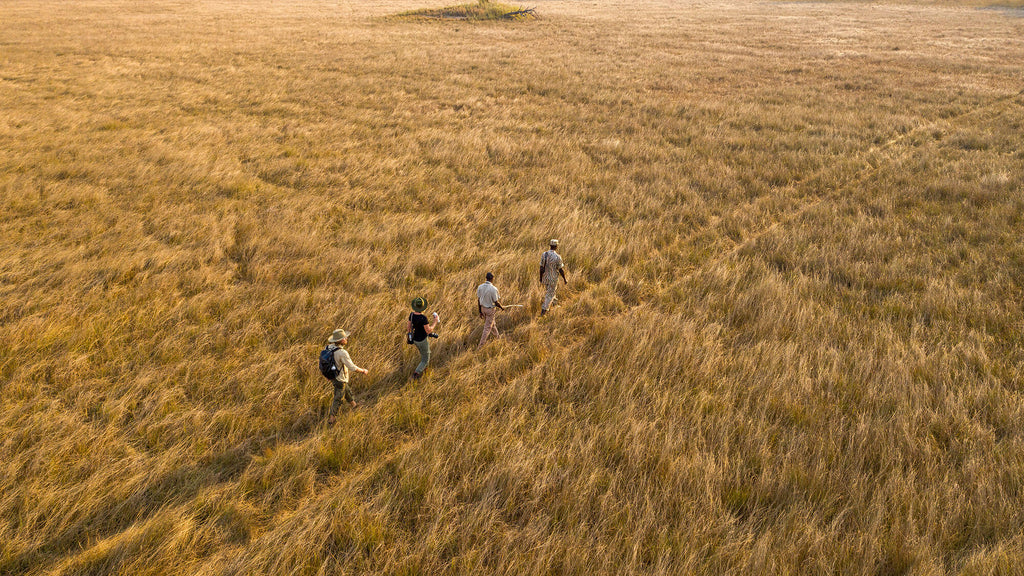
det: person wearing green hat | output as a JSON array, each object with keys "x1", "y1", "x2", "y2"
[
  {"x1": 325, "y1": 329, "x2": 368, "y2": 425},
  {"x1": 407, "y1": 297, "x2": 439, "y2": 379}
]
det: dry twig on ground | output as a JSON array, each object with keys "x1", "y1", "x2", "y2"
[{"x1": 503, "y1": 7, "x2": 537, "y2": 19}]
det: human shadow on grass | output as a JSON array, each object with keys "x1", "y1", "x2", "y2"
[{"x1": 350, "y1": 309, "x2": 536, "y2": 407}]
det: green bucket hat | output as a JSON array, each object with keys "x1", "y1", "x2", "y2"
[{"x1": 411, "y1": 297, "x2": 428, "y2": 312}]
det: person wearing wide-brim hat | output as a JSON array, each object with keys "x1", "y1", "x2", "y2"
[
  {"x1": 325, "y1": 328, "x2": 368, "y2": 424},
  {"x1": 407, "y1": 297, "x2": 439, "y2": 380},
  {"x1": 539, "y1": 239, "x2": 567, "y2": 316}
]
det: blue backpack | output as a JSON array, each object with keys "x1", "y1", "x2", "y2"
[{"x1": 319, "y1": 345, "x2": 340, "y2": 380}]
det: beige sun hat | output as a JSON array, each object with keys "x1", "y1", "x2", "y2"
[
  {"x1": 550, "y1": 239, "x2": 559, "y2": 247},
  {"x1": 328, "y1": 329, "x2": 350, "y2": 343}
]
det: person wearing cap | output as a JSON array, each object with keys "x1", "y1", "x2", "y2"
[
  {"x1": 408, "y1": 297, "x2": 439, "y2": 379},
  {"x1": 477, "y1": 272, "x2": 504, "y2": 346},
  {"x1": 539, "y1": 239, "x2": 567, "y2": 316},
  {"x1": 325, "y1": 329, "x2": 368, "y2": 425}
]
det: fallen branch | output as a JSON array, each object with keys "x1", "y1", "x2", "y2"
[{"x1": 502, "y1": 7, "x2": 537, "y2": 19}]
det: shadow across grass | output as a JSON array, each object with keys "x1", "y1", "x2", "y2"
[{"x1": 352, "y1": 306, "x2": 539, "y2": 408}]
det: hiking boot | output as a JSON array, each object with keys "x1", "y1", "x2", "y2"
[
  {"x1": 412, "y1": 372, "x2": 422, "y2": 380},
  {"x1": 327, "y1": 415, "x2": 336, "y2": 426}
]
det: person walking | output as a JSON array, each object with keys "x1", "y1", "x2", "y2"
[
  {"x1": 408, "y1": 297, "x2": 439, "y2": 379},
  {"x1": 323, "y1": 329, "x2": 368, "y2": 425},
  {"x1": 539, "y1": 239, "x2": 567, "y2": 315},
  {"x1": 477, "y1": 272, "x2": 504, "y2": 346}
]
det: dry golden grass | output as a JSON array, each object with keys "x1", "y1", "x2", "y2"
[{"x1": 2, "y1": 0, "x2": 1023, "y2": 574}]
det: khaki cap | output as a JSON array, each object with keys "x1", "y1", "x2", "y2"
[
  {"x1": 550, "y1": 239, "x2": 559, "y2": 247},
  {"x1": 328, "y1": 329, "x2": 350, "y2": 343}
]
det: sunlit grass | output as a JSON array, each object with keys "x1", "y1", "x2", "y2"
[{"x1": 1, "y1": 0, "x2": 1023, "y2": 574}]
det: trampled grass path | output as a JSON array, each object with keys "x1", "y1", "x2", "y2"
[
  {"x1": 197, "y1": 85, "x2": 1024, "y2": 573},
  {"x1": 708, "y1": 87, "x2": 1024, "y2": 268}
]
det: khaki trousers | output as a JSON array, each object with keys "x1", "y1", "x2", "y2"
[
  {"x1": 479, "y1": 306, "x2": 499, "y2": 346},
  {"x1": 329, "y1": 379, "x2": 353, "y2": 416}
]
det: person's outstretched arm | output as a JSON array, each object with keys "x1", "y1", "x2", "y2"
[{"x1": 339, "y1": 348, "x2": 368, "y2": 375}]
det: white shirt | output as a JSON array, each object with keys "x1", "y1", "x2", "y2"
[
  {"x1": 331, "y1": 345, "x2": 362, "y2": 383},
  {"x1": 477, "y1": 281, "x2": 500, "y2": 308}
]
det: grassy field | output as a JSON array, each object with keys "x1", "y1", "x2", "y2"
[{"x1": 2, "y1": 0, "x2": 1023, "y2": 574}]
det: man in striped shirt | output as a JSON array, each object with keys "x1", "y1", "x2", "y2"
[{"x1": 539, "y1": 239, "x2": 567, "y2": 315}]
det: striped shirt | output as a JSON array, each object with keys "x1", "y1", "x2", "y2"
[{"x1": 541, "y1": 250, "x2": 563, "y2": 284}]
